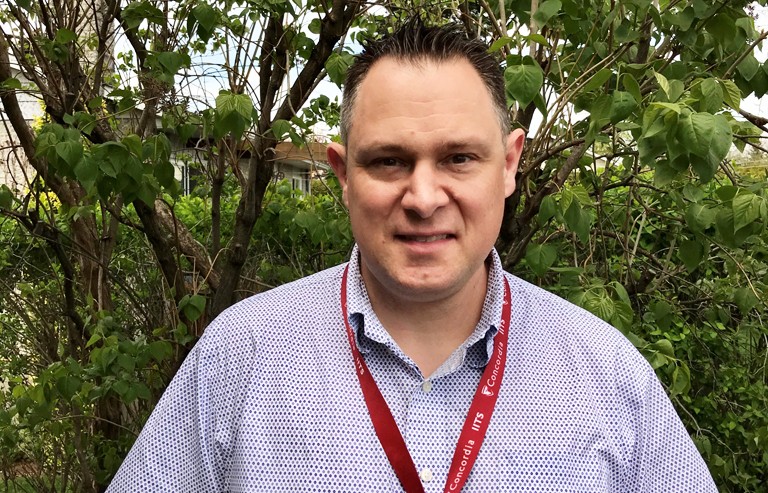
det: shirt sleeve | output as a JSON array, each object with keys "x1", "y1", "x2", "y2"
[
  {"x1": 106, "y1": 331, "x2": 228, "y2": 492},
  {"x1": 623, "y1": 352, "x2": 718, "y2": 492}
]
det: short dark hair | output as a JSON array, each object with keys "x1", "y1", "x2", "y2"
[{"x1": 339, "y1": 19, "x2": 510, "y2": 143}]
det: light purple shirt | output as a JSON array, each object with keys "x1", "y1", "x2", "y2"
[{"x1": 107, "y1": 247, "x2": 716, "y2": 492}]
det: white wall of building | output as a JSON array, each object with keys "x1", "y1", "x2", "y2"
[{"x1": 0, "y1": 71, "x2": 45, "y2": 193}]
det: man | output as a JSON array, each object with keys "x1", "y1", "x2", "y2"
[{"x1": 108, "y1": 20, "x2": 717, "y2": 492}]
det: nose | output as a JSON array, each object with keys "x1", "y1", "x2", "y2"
[{"x1": 400, "y1": 162, "x2": 449, "y2": 218}]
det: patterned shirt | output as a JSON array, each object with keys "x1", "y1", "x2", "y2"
[{"x1": 107, "y1": 247, "x2": 716, "y2": 492}]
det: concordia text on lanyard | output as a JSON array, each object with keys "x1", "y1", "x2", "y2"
[{"x1": 340, "y1": 266, "x2": 512, "y2": 493}]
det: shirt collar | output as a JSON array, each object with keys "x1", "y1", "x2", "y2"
[{"x1": 344, "y1": 245, "x2": 507, "y2": 371}]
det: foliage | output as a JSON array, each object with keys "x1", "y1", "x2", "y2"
[
  {"x1": 0, "y1": 0, "x2": 767, "y2": 491},
  {"x1": 0, "y1": 0, "x2": 362, "y2": 488},
  {"x1": 0, "y1": 180, "x2": 349, "y2": 491},
  {"x1": 517, "y1": 171, "x2": 768, "y2": 490},
  {"x1": 250, "y1": 178, "x2": 352, "y2": 286}
]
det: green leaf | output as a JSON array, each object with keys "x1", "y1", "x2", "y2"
[
  {"x1": 0, "y1": 185, "x2": 14, "y2": 210},
  {"x1": 177, "y1": 123, "x2": 197, "y2": 143},
  {"x1": 74, "y1": 157, "x2": 99, "y2": 191},
  {"x1": 489, "y1": 36, "x2": 515, "y2": 53},
  {"x1": 271, "y1": 119, "x2": 292, "y2": 141},
  {"x1": 665, "y1": 6, "x2": 695, "y2": 30},
  {"x1": 148, "y1": 340, "x2": 173, "y2": 363},
  {"x1": 523, "y1": 33, "x2": 549, "y2": 46},
  {"x1": 677, "y1": 112, "x2": 713, "y2": 156},
  {"x1": 732, "y1": 192, "x2": 761, "y2": 231},
  {"x1": 697, "y1": 79, "x2": 723, "y2": 113},
  {"x1": 685, "y1": 203, "x2": 716, "y2": 232},
  {"x1": 214, "y1": 91, "x2": 254, "y2": 140},
  {"x1": 652, "y1": 160, "x2": 680, "y2": 186},
  {"x1": 325, "y1": 52, "x2": 354, "y2": 86},
  {"x1": 586, "y1": 94, "x2": 611, "y2": 141},
  {"x1": 154, "y1": 160, "x2": 176, "y2": 189},
  {"x1": 584, "y1": 289, "x2": 615, "y2": 322},
  {"x1": 682, "y1": 184, "x2": 705, "y2": 203},
  {"x1": 117, "y1": 353, "x2": 136, "y2": 373},
  {"x1": 621, "y1": 73, "x2": 642, "y2": 103},
  {"x1": 610, "y1": 281, "x2": 631, "y2": 306},
  {"x1": 563, "y1": 201, "x2": 592, "y2": 243},
  {"x1": 55, "y1": 28, "x2": 77, "y2": 44},
  {"x1": 610, "y1": 301, "x2": 634, "y2": 332},
  {"x1": 654, "y1": 71, "x2": 670, "y2": 98},
  {"x1": 689, "y1": 154, "x2": 717, "y2": 182},
  {"x1": 569, "y1": 185, "x2": 592, "y2": 205},
  {"x1": 294, "y1": 210, "x2": 318, "y2": 230},
  {"x1": 719, "y1": 80, "x2": 742, "y2": 110},
  {"x1": 505, "y1": 62, "x2": 544, "y2": 106},
  {"x1": 99, "y1": 156, "x2": 121, "y2": 179},
  {"x1": 678, "y1": 239, "x2": 705, "y2": 272},
  {"x1": 670, "y1": 364, "x2": 691, "y2": 396},
  {"x1": 693, "y1": 436, "x2": 712, "y2": 458},
  {"x1": 112, "y1": 380, "x2": 130, "y2": 397},
  {"x1": 1, "y1": 77, "x2": 22, "y2": 89},
  {"x1": 538, "y1": 195, "x2": 557, "y2": 223},
  {"x1": 55, "y1": 140, "x2": 83, "y2": 168},
  {"x1": 709, "y1": 115, "x2": 733, "y2": 163},
  {"x1": 85, "y1": 333, "x2": 101, "y2": 348},
  {"x1": 716, "y1": 185, "x2": 739, "y2": 201},
  {"x1": 122, "y1": 1, "x2": 165, "y2": 29},
  {"x1": 308, "y1": 18, "x2": 321, "y2": 35},
  {"x1": 134, "y1": 383, "x2": 152, "y2": 401},
  {"x1": 192, "y1": 4, "x2": 217, "y2": 33},
  {"x1": 533, "y1": 0, "x2": 561, "y2": 27},
  {"x1": 733, "y1": 287, "x2": 758, "y2": 315},
  {"x1": 705, "y1": 13, "x2": 736, "y2": 47},
  {"x1": 715, "y1": 207, "x2": 738, "y2": 247},
  {"x1": 609, "y1": 91, "x2": 637, "y2": 123},
  {"x1": 737, "y1": 54, "x2": 760, "y2": 81},
  {"x1": 652, "y1": 301, "x2": 674, "y2": 330},
  {"x1": 155, "y1": 52, "x2": 191, "y2": 75},
  {"x1": 669, "y1": 81, "x2": 687, "y2": 104},
  {"x1": 179, "y1": 294, "x2": 206, "y2": 322},
  {"x1": 651, "y1": 338, "x2": 675, "y2": 359},
  {"x1": 582, "y1": 68, "x2": 613, "y2": 93},
  {"x1": 55, "y1": 376, "x2": 82, "y2": 400},
  {"x1": 525, "y1": 243, "x2": 557, "y2": 276}
]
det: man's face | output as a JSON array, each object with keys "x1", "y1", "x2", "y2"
[{"x1": 328, "y1": 57, "x2": 525, "y2": 305}]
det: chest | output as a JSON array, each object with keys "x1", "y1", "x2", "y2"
[{"x1": 221, "y1": 348, "x2": 627, "y2": 492}]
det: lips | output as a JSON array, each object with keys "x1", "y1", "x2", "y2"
[{"x1": 397, "y1": 233, "x2": 453, "y2": 242}]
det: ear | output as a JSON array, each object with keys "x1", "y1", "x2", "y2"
[
  {"x1": 327, "y1": 142, "x2": 349, "y2": 205},
  {"x1": 503, "y1": 128, "x2": 525, "y2": 197}
]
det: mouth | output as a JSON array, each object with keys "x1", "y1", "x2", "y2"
[{"x1": 396, "y1": 234, "x2": 453, "y2": 243}]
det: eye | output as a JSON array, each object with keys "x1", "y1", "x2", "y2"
[
  {"x1": 371, "y1": 157, "x2": 403, "y2": 167},
  {"x1": 448, "y1": 154, "x2": 474, "y2": 165}
]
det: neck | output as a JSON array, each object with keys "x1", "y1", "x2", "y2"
[{"x1": 362, "y1": 268, "x2": 489, "y2": 377}]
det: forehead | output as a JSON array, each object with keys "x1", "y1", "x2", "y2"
[{"x1": 347, "y1": 57, "x2": 501, "y2": 144}]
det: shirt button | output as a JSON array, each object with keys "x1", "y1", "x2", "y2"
[
  {"x1": 421, "y1": 380, "x2": 432, "y2": 393},
  {"x1": 420, "y1": 467, "x2": 433, "y2": 482}
]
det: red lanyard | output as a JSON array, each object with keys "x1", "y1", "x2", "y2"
[{"x1": 341, "y1": 266, "x2": 512, "y2": 493}]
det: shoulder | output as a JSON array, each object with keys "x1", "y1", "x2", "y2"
[
  {"x1": 497, "y1": 274, "x2": 716, "y2": 491},
  {"x1": 203, "y1": 264, "x2": 346, "y2": 339},
  {"x1": 502, "y1": 272, "x2": 653, "y2": 389},
  {"x1": 183, "y1": 264, "x2": 347, "y2": 378}
]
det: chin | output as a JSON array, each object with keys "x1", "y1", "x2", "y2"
[{"x1": 390, "y1": 277, "x2": 461, "y2": 302}]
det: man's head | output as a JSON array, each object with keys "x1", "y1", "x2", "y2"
[
  {"x1": 339, "y1": 19, "x2": 510, "y2": 144},
  {"x1": 328, "y1": 20, "x2": 525, "y2": 307}
]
